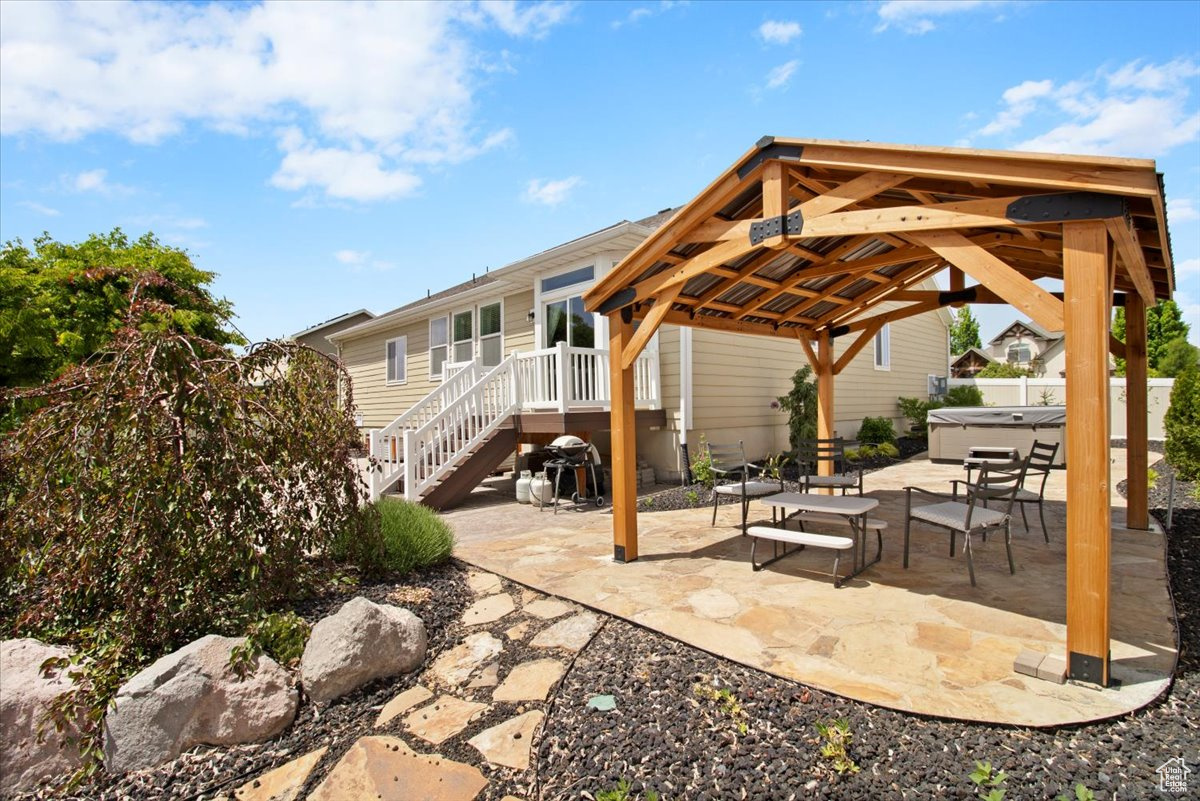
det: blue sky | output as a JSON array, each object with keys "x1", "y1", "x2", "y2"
[{"x1": 2, "y1": 0, "x2": 1198, "y2": 347}]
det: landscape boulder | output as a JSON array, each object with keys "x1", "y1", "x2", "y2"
[
  {"x1": 103, "y1": 634, "x2": 297, "y2": 773},
  {"x1": 0, "y1": 638, "x2": 84, "y2": 795},
  {"x1": 300, "y1": 597, "x2": 427, "y2": 703}
]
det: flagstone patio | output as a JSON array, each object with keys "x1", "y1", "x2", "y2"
[{"x1": 444, "y1": 450, "x2": 1177, "y2": 727}]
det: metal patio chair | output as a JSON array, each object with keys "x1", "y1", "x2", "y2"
[
  {"x1": 986, "y1": 439, "x2": 1059, "y2": 543},
  {"x1": 708, "y1": 441, "x2": 783, "y2": 534},
  {"x1": 796, "y1": 438, "x2": 863, "y2": 496},
  {"x1": 903, "y1": 460, "x2": 1027, "y2": 586}
]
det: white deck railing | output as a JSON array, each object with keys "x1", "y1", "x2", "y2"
[{"x1": 367, "y1": 344, "x2": 660, "y2": 500}]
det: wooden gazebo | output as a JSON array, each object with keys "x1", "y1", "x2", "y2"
[{"x1": 583, "y1": 137, "x2": 1176, "y2": 688}]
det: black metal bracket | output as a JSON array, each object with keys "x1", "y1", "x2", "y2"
[
  {"x1": 938, "y1": 287, "x2": 980, "y2": 306},
  {"x1": 1068, "y1": 650, "x2": 1110, "y2": 686},
  {"x1": 750, "y1": 210, "x2": 804, "y2": 245},
  {"x1": 613, "y1": 544, "x2": 628, "y2": 563},
  {"x1": 737, "y1": 138, "x2": 805, "y2": 179},
  {"x1": 620, "y1": 305, "x2": 633, "y2": 325},
  {"x1": 1006, "y1": 192, "x2": 1127, "y2": 224},
  {"x1": 828, "y1": 324, "x2": 851, "y2": 339}
]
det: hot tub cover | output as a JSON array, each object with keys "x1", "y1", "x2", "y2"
[{"x1": 927, "y1": 405, "x2": 1066, "y2": 427}]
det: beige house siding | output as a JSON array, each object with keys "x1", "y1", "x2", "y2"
[
  {"x1": 832, "y1": 299, "x2": 950, "y2": 439},
  {"x1": 295, "y1": 312, "x2": 374, "y2": 357},
  {"x1": 342, "y1": 288, "x2": 534, "y2": 429}
]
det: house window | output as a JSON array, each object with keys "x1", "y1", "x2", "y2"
[
  {"x1": 452, "y1": 309, "x2": 473, "y2": 363},
  {"x1": 545, "y1": 296, "x2": 595, "y2": 348},
  {"x1": 541, "y1": 265, "x2": 594, "y2": 294},
  {"x1": 479, "y1": 301, "x2": 503, "y2": 366},
  {"x1": 874, "y1": 323, "x2": 890, "y2": 370},
  {"x1": 429, "y1": 317, "x2": 449, "y2": 379},
  {"x1": 1008, "y1": 343, "x2": 1032, "y2": 364},
  {"x1": 385, "y1": 335, "x2": 407, "y2": 384}
]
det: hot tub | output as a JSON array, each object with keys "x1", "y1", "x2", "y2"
[{"x1": 927, "y1": 406, "x2": 1066, "y2": 466}]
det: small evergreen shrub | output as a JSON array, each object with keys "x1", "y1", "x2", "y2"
[
  {"x1": 945, "y1": 384, "x2": 985, "y2": 406},
  {"x1": 898, "y1": 396, "x2": 943, "y2": 435},
  {"x1": 777, "y1": 367, "x2": 819, "y2": 451},
  {"x1": 1164, "y1": 367, "x2": 1200, "y2": 481},
  {"x1": 857, "y1": 416, "x2": 896, "y2": 445},
  {"x1": 374, "y1": 498, "x2": 455, "y2": 575},
  {"x1": 876, "y1": 442, "x2": 900, "y2": 459},
  {"x1": 690, "y1": 435, "x2": 715, "y2": 488}
]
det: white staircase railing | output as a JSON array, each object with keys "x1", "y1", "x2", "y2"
[
  {"x1": 401, "y1": 355, "x2": 520, "y2": 500},
  {"x1": 367, "y1": 344, "x2": 660, "y2": 501}
]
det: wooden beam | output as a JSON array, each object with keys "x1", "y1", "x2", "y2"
[
  {"x1": 910, "y1": 230, "x2": 1065, "y2": 332},
  {"x1": 608, "y1": 312, "x2": 639, "y2": 563},
  {"x1": 841, "y1": 300, "x2": 942, "y2": 333},
  {"x1": 1063, "y1": 219, "x2": 1112, "y2": 686},
  {"x1": 760, "y1": 160, "x2": 790, "y2": 249},
  {"x1": 797, "y1": 195, "x2": 1025, "y2": 238},
  {"x1": 684, "y1": 247, "x2": 807, "y2": 311},
  {"x1": 833, "y1": 320, "x2": 885, "y2": 374},
  {"x1": 794, "y1": 170, "x2": 910, "y2": 218},
  {"x1": 1105, "y1": 216, "x2": 1156, "y2": 304},
  {"x1": 949, "y1": 266, "x2": 965, "y2": 308},
  {"x1": 621, "y1": 285, "x2": 681, "y2": 370},
  {"x1": 628, "y1": 237, "x2": 763, "y2": 305},
  {"x1": 823, "y1": 260, "x2": 943, "y2": 327},
  {"x1": 816, "y1": 331, "x2": 835, "y2": 479},
  {"x1": 735, "y1": 236, "x2": 885, "y2": 318},
  {"x1": 1109, "y1": 333, "x2": 1127, "y2": 361},
  {"x1": 798, "y1": 334, "x2": 819, "y2": 372},
  {"x1": 1124, "y1": 292, "x2": 1150, "y2": 530},
  {"x1": 635, "y1": 307, "x2": 817, "y2": 340}
]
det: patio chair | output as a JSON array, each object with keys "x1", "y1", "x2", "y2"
[
  {"x1": 796, "y1": 438, "x2": 863, "y2": 496},
  {"x1": 708, "y1": 441, "x2": 783, "y2": 534},
  {"x1": 902, "y1": 460, "x2": 1027, "y2": 586},
  {"x1": 980, "y1": 439, "x2": 1059, "y2": 543}
]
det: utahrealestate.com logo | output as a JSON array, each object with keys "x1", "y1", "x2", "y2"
[{"x1": 1157, "y1": 757, "x2": 1191, "y2": 793}]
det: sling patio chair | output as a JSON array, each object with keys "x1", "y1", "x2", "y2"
[
  {"x1": 903, "y1": 459, "x2": 1028, "y2": 586},
  {"x1": 796, "y1": 438, "x2": 863, "y2": 496},
  {"x1": 707, "y1": 441, "x2": 783, "y2": 534},
  {"x1": 978, "y1": 439, "x2": 1059, "y2": 543}
]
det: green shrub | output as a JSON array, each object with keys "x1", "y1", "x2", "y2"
[
  {"x1": 857, "y1": 416, "x2": 896, "y2": 445},
  {"x1": 373, "y1": 498, "x2": 455, "y2": 574},
  {"x1": 977, "y1": 362, "x2": 1032, "y2": 378},
  {"x1": 848, "y1": 445, "x2": 877, "y2": 460},
  {"x1": 231, "y1": 611, "x2": 311, "y2": 674},
  {"x1": 845, "y1": 447, "x2": 860, "y2": 461},
  {"x1": 876, "y1": 442, "x2": 900, "y2": 459},
  {"x1": 945, "y1": 384, "x2": 985, "y2": 406},
  {"x1": 898, "y1": 396, "x2": 943, "y2": 435},
  {"x1": 776, "y1": 367, "x2": 818, "y2": 451},
  {"x1": 690, "y1": 435, "x2": 715, "y2": 488},
  {"x1": 0, "y1": 309, "x2": 378, "y2": 781},
  {"x1": 1165, "y1": 367, "x2": 1200, "y2": 480}
]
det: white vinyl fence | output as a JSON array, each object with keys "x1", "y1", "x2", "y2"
[{"x1": 947, "y1": 377, "x2": 1175, "y2": 439}]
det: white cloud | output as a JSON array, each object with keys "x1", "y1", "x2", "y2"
[
  {"x1": 972, "y1": 58, "x2": 1200, "y2": 157},
  {"x1": 611, "y1": 1, "x2": 683, "y2": 30},
  {"x1": 334, "y1": 248, "x2": 395, "y2": 273},
  {"x1": 74, "y1": 168, "x2": 107, "y2": 192},
  {"x1": 759, "y1": 20, "x2": 802, "y2": 45},
  {"x1": 0, "y1": 1, "x2": 567, "y2": 203},
  {"x1": 765, "y1": 60, "x2": 799, "y2": 90},
  {"x1": 17, "y1": 200, "x2": 59, "y2": 216},
  {"x1": 1169, "y1": 197, "x2": 1200, "y2": 223},
  {"x1": 875, "y1": 0, "x2": 1004, "y2": 35},
  {"x1": 523, "y1": 176, "x2": 582, "y2": 206},
  {"x1": 1176, "y1": 257, "x2": 1200, "y2": 279}
]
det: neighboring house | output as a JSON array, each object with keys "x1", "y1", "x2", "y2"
[
  {"x1": 290, "y1": 309, "x2": 376, "y2": 356},
  {"x1": 328, "y1": 210, "x2": 951, "y2": 508},
  {"x1": 985, "y1": 319, "x2": 1065, "y2": 377},
  {"x1": 950, "y1": 347, "x2": 993, "y2": 378}
]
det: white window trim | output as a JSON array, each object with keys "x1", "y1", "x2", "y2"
[
  {"x1": 478, "y1": 298, "x2": 504, "y2": 366},
  {"x1": 385, "y1": 335, "x2": 408, "y2": 385},
  {"x1": 428, "y1": 316, "x2": 449, "y2": 381},
  {"x1": 534, "y1": 259, "x2": 602, "y2": 350},
  {"x1": 873, "y1": 323, "x2": 891, "y2": 371}
]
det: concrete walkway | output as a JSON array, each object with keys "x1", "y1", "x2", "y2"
[{"x1": 445, "y1": 451, "x2": 1176, "y2": 727}]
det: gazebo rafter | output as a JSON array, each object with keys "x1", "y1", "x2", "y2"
[{"x1": 585, "y1": 137, "x2": 1177, "y2": 689}]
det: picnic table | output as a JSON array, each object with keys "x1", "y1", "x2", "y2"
[{"x1": 750, "y1": 492, "x2": 883, "y2": 586}]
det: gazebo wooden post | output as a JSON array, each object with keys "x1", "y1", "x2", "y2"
[
  {"x1": 1124, "y1": 292, "x2": 1150, "y2": 530},
  {"x1": 816, "y1": 330, "x2": 835, "y2": 479},
  {"x1": 608, "y1": 310, "x2": 639, "y2": 563},
  {"x1": 1063, "y1": 220, "x2": 1113, "y2": 686}
]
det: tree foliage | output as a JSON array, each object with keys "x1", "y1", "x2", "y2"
[
  {"x1": 1157, "y1": 337, "x2": 1200, "y2": 377},
  {"x1": 0, "y1": 285, "x2": 379, "y2": 778},
  {"x1": 1111, "y1": 300, "x2": 1191, "y2": 375},
  {"x1": 1165, "y1": 366, "x2": 1200, "y2": 481},
  {"x1": 776, "y1": 366, "x2": 819, "y2": 451},
  {"x1": 977, "y1": 361, "x2": 1033, "y2": 378},
  {"x1": 949, "y1": 306, "x2": 982, "y2": 355},
  {"x1": 0, "y1": 229, "x2": 243, "y2": 390}
]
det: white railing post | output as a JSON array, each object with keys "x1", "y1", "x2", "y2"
[
  {"x1": 402, "y1": 429, "x2": 416, "y2": 501},
  {"x1": 556, "y1": 341, "x2": 570, "y2": 413}
]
